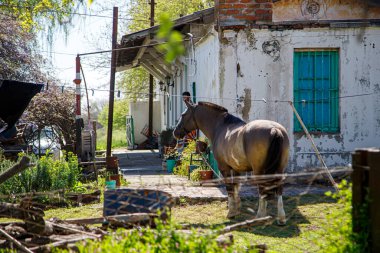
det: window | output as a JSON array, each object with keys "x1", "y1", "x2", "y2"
[{"x1": 293, "y1": 49, "x2": 339, "y2": 132}]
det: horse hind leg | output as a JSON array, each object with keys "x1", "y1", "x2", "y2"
[{"x1": 276, "y1": 184, "x2": 286, "y2": 225}]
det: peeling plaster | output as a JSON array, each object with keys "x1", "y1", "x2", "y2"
[
  {"x1": 262, "y1": 40, "x2": 281, "y2": 61},
  {"x1": 241, "y1": 89, "x2": 252, "y2": 122},
  {"x1": 245, "y1": 29, "x2": 257, "y2": 50}
]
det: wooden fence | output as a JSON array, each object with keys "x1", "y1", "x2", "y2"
[{"x1": 352, "y1": 148, "x2": 380, "y2": 253}]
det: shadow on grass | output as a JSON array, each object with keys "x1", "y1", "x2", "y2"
[{"x1": 180, "y1": 194, "x2": 336, "y2": 238}]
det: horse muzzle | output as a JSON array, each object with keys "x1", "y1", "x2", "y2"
[{"x1": 173, "y1": 128, "x2": 185, "y2": 140}]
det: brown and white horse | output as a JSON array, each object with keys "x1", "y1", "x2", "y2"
[{"x1": 174, "y1": 101, "x2": 289, "y2": 224}]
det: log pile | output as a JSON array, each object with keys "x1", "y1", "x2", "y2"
[{"x1": 0, "y1": 212, "x2": 158, "y2": 252}]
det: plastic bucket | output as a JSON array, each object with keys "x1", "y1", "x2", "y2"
[
  {"x1": 166, "y1": 159, "x2": 176, "y2": 173},
  {"x1": 105, "y1": 180, "x2": 116, "y2": 190}
]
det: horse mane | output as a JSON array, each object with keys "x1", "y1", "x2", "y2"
[
  {"x1": 198, "y1": 101, "x2": 228, "y2": 112},
  {"x1": 224, "y1": 114, "x2": 246, "y2": 124},
  {"x1": 198, "y1": 101, "x2": 245, "y2": 125}
]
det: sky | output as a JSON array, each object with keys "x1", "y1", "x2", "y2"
[{"x1": 40, "y1": 1, "x2": 133, "y2": 102}]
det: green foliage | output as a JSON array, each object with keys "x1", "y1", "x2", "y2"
[
  {"x1": 98, "y1": 98, "x2": 129, "y2": 130},
  {"x1": 173, "y1": 163, "x2": 188, "y2": 177},
  {"x1": 96, "y1": 128, "x2": 127, "y2": 150},
  {"x1": 73, "y1": 217, "x2": 234, "y2": 252},
  {"x1": 190, "y1": 168, "x2": 201, "y2": 181},
  {"x1": 117, "y1": 0, "x2": 214, "y2": 95},
  {"x1": 0, "y1": 0, "x2": 88, "y2": 31},
  {"x1": 157, "y1": 13, "x2": 185, "y2": 62},
  {"x1": 117, "y1": 67, "x2": 150, "y2": 102},
  {"x1": 313, "y1": 180, "x2": 368, "y2": 252},
  {"x1": 0, "y1": 152, "x2": 81, "y2": 195},
  {"x1": 126, "y1": 0, "x2": 214, "y2": 33}
]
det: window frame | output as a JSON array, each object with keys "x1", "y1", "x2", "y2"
[{"x1": 293, "y1": 48, "x2": 340, "y2": 133}]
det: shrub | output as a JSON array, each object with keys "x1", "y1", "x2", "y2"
[
  {"x1": 313, "y1": 180, "x2": 368, "y2": 252},
  {"x1": 73, "y1": 217, "x2": 235, "y2": 253},
  {"x1": 173, "y1": 163, "x2": 188, "y2": 177},
  {"x1": 0, "y1": 152, "x2": 81, "y2": 195},
  {"x1": 190, "y1": 168, "x2": 201, "y2": 182}
]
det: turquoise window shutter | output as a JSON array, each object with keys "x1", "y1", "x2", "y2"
[{"x1": 293, "y1": 50, "x2": 339, "y2": 133}]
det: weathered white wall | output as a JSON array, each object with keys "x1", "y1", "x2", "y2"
[
  {"x1": 166, "y1": 27, "x2": 221, "y2": 127},
  {"x1": 129, "y1": 100, "x2": 162, "y2": 144},
  {"x1": 217, "y1": 27, "x2": 380, "y2": 171},
  {"x1": 189, "y1": 29, "x2": 221, "y2": 106}
]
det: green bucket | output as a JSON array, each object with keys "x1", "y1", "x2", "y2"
[{"x1": 166, "y1": 159, "x2": 176, "y2": 173}]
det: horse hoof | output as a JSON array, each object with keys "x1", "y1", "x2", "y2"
[
  {"x1": 276, "y1": 218, "x2": 287, "y2": 226},
  {"x1": 227, "y1": 211, "x2": 240, "y2": 219}
]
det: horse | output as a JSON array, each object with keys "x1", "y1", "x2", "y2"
[{"x1": 173, "y1": 101, "x2": 289, "y2": 225}]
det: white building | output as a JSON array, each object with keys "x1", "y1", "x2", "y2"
[{"x1": 116, "y1": 0, "x2": 380, "y2": 171}]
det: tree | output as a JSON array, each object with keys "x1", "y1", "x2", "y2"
[
  {"x1": 23, "y1": 86, "x2": 76, "y2": 148},
  {"x1": 116, "y1": 0, "x2": 214, "y2": 96},
  {"x1": 0, "y1": 0, "x2": 88, "y2": 31},
  {"x1": 98, "y1": 98, "x2": 129, "y2": 130},
  {"x1": 0, "y1": 17, "x2": 45, "y2": 82}
]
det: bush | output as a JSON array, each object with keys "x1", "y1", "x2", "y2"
[
  {"x1": 313, "y1": 180, "x2": 368, "y2": 252},
  {"x1": 0, "y1": 152, "x2": 81, "y2": 195},
  {"x1": 190, "y1": 168, "x2": 201, "y2": 182},
  {"x1": 73, "y1": 217, "x2": 235, "y2": 253}
]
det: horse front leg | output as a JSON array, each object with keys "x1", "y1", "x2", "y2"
[
  {"x1": 222, "y1": 168, "x2": 241, "y2": 219},
  {"x1": 226, "y1": 183, "x2": 241, "y2": 218}
]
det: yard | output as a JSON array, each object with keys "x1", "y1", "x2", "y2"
[{"x1": 36, "y1": 193, "x2": 342, "y2": 252}]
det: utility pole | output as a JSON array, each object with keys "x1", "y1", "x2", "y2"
[
  {"x1": 106, "y1": 7, "x2": 118, "y2": 164},
  {"x1": 148, "y1": 0, "x2": 155, "y2": 144},
  {"x1": 73, "y1": 55, "x2": 83, "y2": 159}
]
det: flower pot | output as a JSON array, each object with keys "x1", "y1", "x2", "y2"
[
  {"x1": 109, "y1": 174, "x2": 122, "y2": 187},
  {"x1": 196, "y1": 141, "x2": 207, "y2": 153},
  {"x1": 105, "y1": 180, "x2": 116, "y2": 190},
  {"x1": 166, "y1": 159, "x2": 176, "y2": 173},
  {"x1": 199, "y1": 170, "x2": 213, "y2": 181}
]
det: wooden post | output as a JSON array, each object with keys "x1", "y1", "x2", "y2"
[
  {"x1": 92, "y1": 120, "x2": 97, "y2": 151},
  {"x1": 351, "y1": 149, "x2": 369, "y2": 233},
  {"x1": 106, "y1": 6, "x2": 118, "y2": 160},
  {"x1": 368, "y1": 149, "x2": 380, "y2": 253},
  {"x1": 352, "y1": 148, "x2": 380, "y2": 253}
]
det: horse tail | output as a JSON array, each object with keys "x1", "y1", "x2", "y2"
[
  {"x1": 263, "y1": 128, "x2": 284, "y2": 175},
  {"x1": 259, "y1": 128, "x2": 285, "y2": 198}
]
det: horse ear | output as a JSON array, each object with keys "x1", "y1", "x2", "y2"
[{"x1": 185, "y1": 100, "x2": 195, "y2": 111}]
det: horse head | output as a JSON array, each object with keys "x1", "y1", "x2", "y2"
[{"x1": 173, "y1": 100, "x2": 197, "y2": 140}]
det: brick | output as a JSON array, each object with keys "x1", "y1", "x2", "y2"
[
  {"x1": 255, "y1": 0, "x2": 270, "y2": 3},
  {"x1": 240, "y1": 0, "x2": 252, "y2": 3},
  {"x1": 242, "y1": 8, "x2": 255, "y2": 14},
  {"x1": 218, "y1": 3, "x2": 234, "y2": 8},
  {"x1": 246, "y1": 3, "x2": 261, "y2": 9},
  {"x1": 263, "y1": 3, "x2": 273, "y2": 8},
  {"x1": 232, "y1": 3, "x2": 247, "y2": 8},
  {"x1": 225, "y1": 9, "x2": 241, "y2": 15},
  {"x1": 226, "y1": 0, "x2": 239, "y2": 2},
  {"x1": 235, "y1": 15, "x2": 258, "y2": 20},
  {"x1": 255, "y1": 9, "x2": 272, "y2": 15}
]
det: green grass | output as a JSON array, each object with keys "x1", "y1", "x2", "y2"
[
  {"x1": 172, "y1": 195, "x2": 339, "y2": 252},
  {"x1": 96, "y1": 128, "x2": 127, "y2": 150},
  {"x1": 44, "y1": 203, "x2": 103, "y2": 220},
  {"x1": 0, "y1": 195, "x2": 341, "y2": 252}
]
